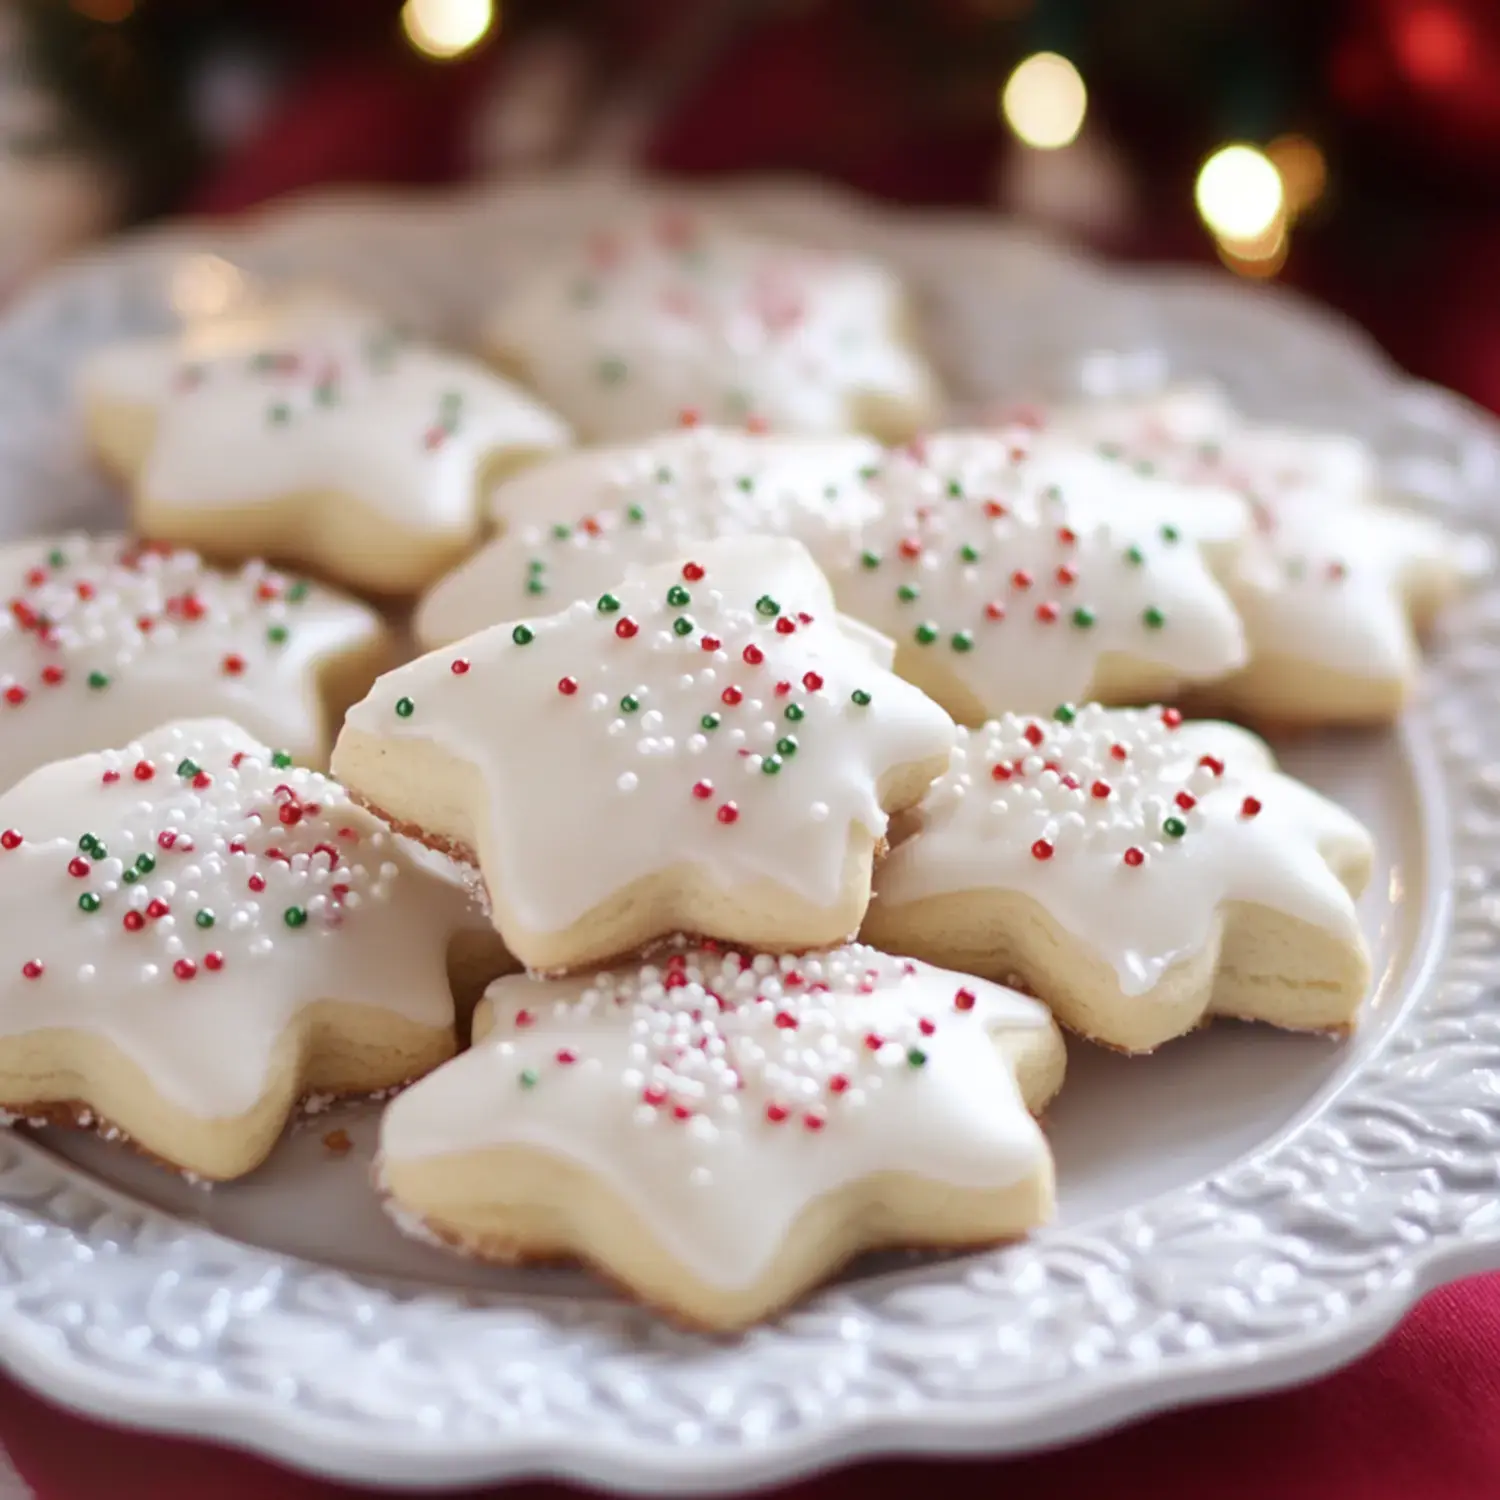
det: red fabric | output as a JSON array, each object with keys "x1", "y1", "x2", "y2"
[{"x1": 3, "y1": 1275, "x2": 1500, "y2": 1498}]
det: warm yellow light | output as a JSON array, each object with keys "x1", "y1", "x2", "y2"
[
  {"x1": 1001, "y1": 53, "x2": 1087, "y2": 151},
  {"x1": 1266, "y1": 134, "x2": 1326, "y2": 218},
  {"x1": 1194, "y1": 144, "x2": 1284, "y2": 242},
  {"x1": 401, "y1": 0, "x2": 495, "y2": 60},
  {"x1": 1217, "y1": 225, "x2": 1289, "y2": 280}
]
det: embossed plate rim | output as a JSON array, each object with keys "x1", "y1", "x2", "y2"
[{"x1": 0, "y1": 171, "x2": 1496, "y2": 1492}]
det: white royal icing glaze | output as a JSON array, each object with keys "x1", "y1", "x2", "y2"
[
  {"x1": 0, "y1": 720, "x2": 475, "y2": 1119},
  {"x1": 414, "y1": 424, "x2": 885, "y2": 648},
  {"x1": 344, "y1": 538, "x2": 955, "y2": 936},
  {"x1": 1029, "y1": 388, "x2": 1485, "y2": 680},
  {"x1": 823, "y1": 431, "x2": 1249, "y2": 716},
  {"x1": 80, "y1": 298, "x2": 571, "y2": 537},
  {"x1": 872, "y1": 703, "x2": 1372, "y2": 996},
  {"x1": 378, "y1": 941, "x2": 1052, "y2": 1290},
  {"x1": 482, "y1": 210, "x2": 936, "y2": 440},
  {"x1": 0, "y1": 534, "x2": 382, "y2": 790}
]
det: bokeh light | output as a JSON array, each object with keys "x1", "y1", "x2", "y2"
[
  {"x1": 1194, "y1": 144, "x2": 1285, "y2": 242},
  {"x1": 1001, "y1": 53, "x2": 1087, "y2": 151},
  {"x1": 1266, "y1": 134, "x2": 1327, "y2": 217},
  {"x1": 401, "y1": 0, "x2": 495, "y2": 61}
]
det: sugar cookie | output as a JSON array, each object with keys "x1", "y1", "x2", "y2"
[
  {"x1": 0, "y1": 534, "x2": 388, "y2": 789},
  {"x1": 0, "y1": 720, "x2": 510, "y2": 1180},
  {"x1": 1024, "y1": 389, "x2": 1486, "y2": 724},
  {"x1": 79, "y1": 298, "x2": 572, "y2": 595},
  {"x1": 481, "y1": 210, "x2": 941, "y2": 443},
  {"x1": 413, "y1": 424, "x2": 884, "y2": 649},
  {"x1": 823, "y1": 431, "x2": 1250, "y2": 723},
  {"x1": 378, "y1": 940, "x2": 1062, "y2": 1328},
  {"x1": 334, "y1": 538, "x2": 956, "y2": 973},
  {"x1": 864, "y1": 703, "x2": 1374, "y2": 1054}
]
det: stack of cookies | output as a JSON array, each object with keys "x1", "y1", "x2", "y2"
[{"x1": 0, "y1": 206, "x2": 1480, "y2": 1329}]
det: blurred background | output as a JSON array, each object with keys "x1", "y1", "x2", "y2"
[{"x1": 3, "y1": 0, "x2": 1498, "y2": 412}]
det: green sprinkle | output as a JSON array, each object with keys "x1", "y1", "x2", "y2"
[
  {"x1": 135, "y1": 854, "x2": 154, "y2": 874},
  {"x1": 1142, "y1": 605, "x2": 1166, "y2": 630},
  {"x1": 737, "y1": 476, "x2": 755, "y2": 492},
  {"x1": 271, "y1": 750, "x2": 293, "y2": 768},
  {"x1": 571, "y1": 278, "x2": 598, "y2": 306},
  {"x1": 655, "y1": 467, "x2": 673, "y2": 484},
  {"x1": 314, "y1": 382, "x2": 337, "y2": 407},
  {"x1": 1041, "y1": 484, "x2": 1062, "y2": 503},
  {"x1": 667, "y1": 585, "x2": 691, "y2": 607},
  {"x1": 1160, "y1": 524, "x2": 1180, "y2": 544},
  {"x1": 672, "y1": 616, "x2": 695, "y2": 637},
  {"x1": 626, "y1": 505, "x2": 646, "y2": 525},
  {"x1": 700, "y1": 713, "x2": 721, "y2": 731},
  {"x1": 266, "y1": 624, "x2": 289, "y2": 645},
  {"x1": 755, "y1": 595, "x2": 780, "y2": 617},
  {"x1": 1163, "y1": 816, "x2": 1187, "y2": 839},
  {"x1": 959, "y1": 544, "x2": 981, "y2": 564},
  {"x1": 176, "y1": 759, "x2": 199, "y2": 779},
  {"x1": 285, "y1": 581, "x2": 309, "y2": 603},
  {"x1": 1098, "y1": 441, "x2": 1123, "y2": 460},
  {"x1": 552, "y1": 523, "x2": 571, "y2": 541},
  {"x1": 946, "y1": 479, "x2": 963, "y2": 497},
  {"x1": 512, "y1": 625, "x2": 535, "y2": 645},
  {"x1": 851, "y1": 689, "x2": 872, "y2": 706},
  {"x1": 195, "y1": 911, "x2": 215, "y2": 929},
  {"x1": 87, "y1": 671, "x2": 109, "y2": 691},
  {"x1": 1134, "y1": 459, "x2": 1157, "y2": 477},
  {"x1": 1071, "y1": 607, "x2": 1096, "y2": 629},
  {"x1": 78, "y1": 893, "x2": 100, "y2": 913},
  {"x1": 78, "y1": 834, "x2": 97, "y2": 854},
  {"x1": 860, "y1": 550, "x2": 882, "y2": 570},
  {"x1": 951, "y1": 630, "x2": 974, "y2": 652},
  {"x1": 395, "y1": 697, "x2": 415, "y2": 718},
  {"x1": 823, "y1": 484, "x2": 839, "y2": 500},
  {"x1": 598, "y1": 356, "x2": 627, "y2": 385},
  {"x1": 88, "y1": 842, "x2": 107, "y2": 861},
  {"x1": 896, "y1": 584, "x2": 920, "y2": 604},
  {"x1": 620, "y1": 695, "x2": 639, "y2": 713},
  {"x1": 268, "y1": 402, "x2": 291, "y2": 426},
  {"x1": 596, "y1": 593, "x2": 620, "y2": 614},
  {"x1": 914, "y1": 622, "x2": 939, "y2": 646},
  {"x1": 528, "y1": 559, "x2": 545, "y2": 574},
  {"x1": 859, "y1": 464, "x2": 881, "y2": 481},
  {"x1": 122, "y1": 868, "x2": 138, "y2": 885},
  {"x1": 776, "y1": 736, "x2": 798, "y2": 757},
  {"x1": 519, "y1": 1067, "x2": 539, "y2": 1089},
  {"x1": 761, "y1": 755, "x2": 783, "y2": 776},
  {"x1": 784, "y1": 703, "x2": 805, "y2": 722},
  {"x1": 1054, "y1": 703, "x2": 1077, "y2": 724},
  {"x1": 526, "y1": 577, "x2": 546, "y2": 596},
  {"x1": 440, "y1": 390, "x2": 463, "y2": 416},
  {"x1": 906, "y1": 1047, "x2": 928, "y2": 1069},
  {"x1": 1124, "y1": 545, "x2": 1146, "y2": 566},
  {"x1": 283, "y1": 906, "x2": 308, "y2": 929},
  {"x1": 47, "y1": 549, "x2": 66, "y2": 568}
]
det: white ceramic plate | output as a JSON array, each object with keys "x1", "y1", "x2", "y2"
[{"x1": 0, "y1": 173, "x2": 1498, "y2": 1494}]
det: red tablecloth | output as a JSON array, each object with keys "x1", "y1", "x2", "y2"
[{"x1": 1, "y1": 1275, "x2": 1498, "y2": 1498}]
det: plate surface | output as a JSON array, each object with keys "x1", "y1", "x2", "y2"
[{"x1": 0, "y1": 173, "x2": 1499, "y2": 1493}]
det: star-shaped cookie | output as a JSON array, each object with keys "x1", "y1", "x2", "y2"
[
  {"x1": 0, "y1": 534, "x2": 388, "y2": 790},
  {"x1": 823, "y1": 430, "x2": 1251, "y2": 722},
  {"x1": 79, "y1": 297, "x2": 572, "y2": 594},
  {"x1": 0, "y1": 720, "x2": 510, "y2": 1180},
  {"x1": 334, "y1": 537, "x2": 956, "y2": 973},
  {"x1": 481, "y1": 208, "x2": 941, "y2": 443},
  {"x1": 414, "y1": 423, "x2": 885, "y2": 649},
  {"x1": 864, "y1": 703, "x2": 1374, "y2": 1054},
  {"x1": 1025, "y1": 388, "x2": 1486, "y2": 724},
  {"x1": 378, "y1": 940, "x2": 1063, "y2": 1328}
]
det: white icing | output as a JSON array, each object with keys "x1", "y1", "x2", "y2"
[
  {"x1": 0, "y1": 719, "x2": 476, "y2": 1118},
  {"x1": 483, "y1": 210, "x2": 936, "y2": 440},
  {"x1": 379, "y1": 941, "x2": 1052, "y2": 1290},
  {"x1": 414, "y1": 425, "x2": 884, "y2": 649},
  {"x1": 342, "y1": 537, "x2": 955, "y2": 936},
  {"x1": 825, "y1": 431, "x2": 1249, "y2": 715},
  {"x1": 0, "y1": 534, "x2": 382, "y2": 790},
  {"x1": 1034, "y1": 389, "x2": 1486, "y2": 680},
  {"x1": 872, "y1": 703, "x2": 1372, "y2": 996},
  {"x1": 80, "y1": 298, "x2": 570, "y2": 538}
]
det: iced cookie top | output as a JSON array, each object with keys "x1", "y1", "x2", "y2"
[
  {"x1": 483, "y1": 210, "x2": 937, "y2": 440},
  {"x1": 81, "y1": 298, "x2": 570, "y2": 535},
  {"x1": 380, "y1": 941, "x2": 1053, "y2": 1290},
  {"x1": 0, "y1": 534, "x2": 382, "y2": 788},
  {"x1": 824, "y1": 431, "x2": 1249, "y2": 716},
  {"x1": 344, "y1": 538, "x2": 955, "y2": 939},
  {"x1": 874, "y1": 702, "x2": 1373, "y2": 995},
  {"x1": 0, "y1": 720, "x2": 477, "y2": 1117},
  {"x1": 415, "y1": 424, "x2": 884, "y2": 648}
]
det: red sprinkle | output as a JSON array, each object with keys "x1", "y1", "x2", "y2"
[
  {"x1": 918, "y1": 1018, "x2": 936, "y2": 1036},
  {"x1": 556, "y1": 1049, "x2": 577, "y2": 1065},
  {"x1": 1123, "y1": 847, "x2": 1145, "y2": 867},
  {"x1": 1031, "y1": 838, "x2": 1055, "y2": 861},
  {"x1": 682, "y1": 561, "x2": 705, "y2": 581},
  {"x1": 828, "y1": 1074, "x2": 850, "y2": 1094},
  {"x1": 1176, "y1": 792, "x2": 1197, "y2": 811},
  {"x1": 192, "y1": 771, "x2": 211, "y2": 790},
  {"x1": 123, "y1": 911, "x2": 145, "y2": 932},
  {"x1": 802, "y1": 671, "x2": 824, "y2": 692},
  {"x1": 67, "y1": 858, "x2": 89, "y2": 878},
  {"x1": 450, "y1": 658, "x2": 470, "y2": 675},
  {"x1": 1011, "y1": 569, "x2": 1033, "y2": 590},
  {"x1": 774, "y1": 1011, "x2": 798, "y2": 1030},
  {"x1": 1057, "y1": 526, "x2": 1078, "y2": 546},
  {"x1": 954, "y1": 987, "x2": 976, "y2": 1011},
  {"x1": 716, "y1": 802, "x2": 739, "y2": 825},
  {"x1": 221, "y1": 653, "x2": 245, "y2": 676},
  {"x1": 4, "y1": 686, "x2": 26, "y2": 706},
  {"x1": 1198, "y1": 755, "x2": 1225, "y2": 776},
  {"x1": 700, "y1": 635, "x2": 721, "y2": 652},
  {"x1": 1241, "y1": 796, "x2": 1263, "y2": 818},
  {"x1": 1035, "y1": 601, "x2": 1060, "y2": 623},
  {"x1": 204, "y1": 951, "x2": 224, "y2": 972},
  {"x1": 764, "y1": 1102, "x2": 789, "y2": 1124},
  {"x1": 615, "y1": 616, "x2": 639, "y2": 639},
  {"x1": 643, "y1": 1084, "x2": 668, "y2": 1107},
  {"x1": 802, "y1": 1110, "x2": 826, "y2": 1132},
  {"x1": 248, "y1": 874, "x2": 266, "y2": 892},
  {"x1": 514, "y1": 1009, "x2": 535, "y2": 1028},
  {"x1": 20, "y1": 961, "x2": 42, "y2": 980},
  {"x1": 1023, "y1": 723, "x2": 1045, "y2": 747},
  {"x1": 0, "y1": 831, "x2": 20, "y2": 850},
  {"x1": 1110, "y1": 743, "x2": 1129, "y2": 761},
  {"x1": 984, "y1": 601, "x2": 1007, "y2": 621},
  {"x1": 1091, "y1": 780, "x2": 1112, "y2": 799},
  {"x1": 133, "y1": 761, "x2": 154, "y2": 781},
  {"x1": 40, "y1": 666, "x2": 63, "y2": 687},
  {"x1": 742, "y1": 644, "x2": 764, "y2": 665},
  {"x1": 173, "y1": 959, "x2": 197, "y2": 982},
  {"x1": 678, "y1": 408, "x2": 701, "y2": 429},
  {"x1": 1056, "y1": 564, "x2": 1078, "y2": 586},
  {"x1": 983, "y1": 500, "x2": 1007, "y2": 518},
  {"x1": 146, "y1": 899, "x2": 169, "y2": 920},
  {"x1": 557, "y1": 676, "x2": 579, "y2": 696},
  {"x1": 991, "y1": 761, "x2": 1013, "y2": 781},
  {"x1": 899, "y1": 537, "x2": 923, "y2": 560},
  {"x1": 863, "y1": 1032, "x2": 884, "y2": 1051},
  {"x1": 1161, "y1": 707, "x2": 1184, "y2": 728},
  {"x1": 672, "y1": 1104, "x2": 693, "y2": 1122},
  {"x1": 721, "y1": 685, "x2": 743, "y2": 705},
  {"x1": 101, "y1": 770, "x2": 120, "y2": 785},
  {"x1": 775, "y1": 617, "x2": 796, "y2": 634},
  {"x1": 692, "y1": 780, "x2": 713, "y2": 799}
]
